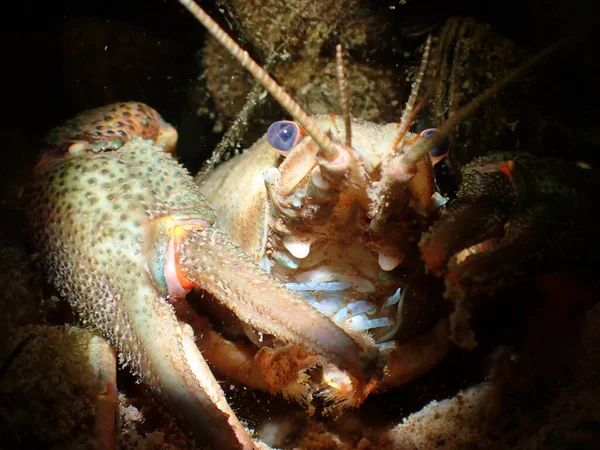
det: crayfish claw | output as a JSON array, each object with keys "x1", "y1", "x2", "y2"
[
  {"x1": 422, "y1": 152, "x2": 599, "y2": 301},
  {"x1": 175, "y1": 227, "x2": 382, "y2": 384}
]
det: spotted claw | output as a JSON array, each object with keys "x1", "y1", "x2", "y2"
[
  {"x1": 39, "y1": 102, "x2": 178, "y2": 160},
  {"x1": 27, "y1": 137, "x2": 259, "y2": 449},
  {"x1": 26, "y1": 102, "x2": 379, "y2": 448},
  {"x1": 420, "y1": 152, "x2": 599, "y2": 301}
]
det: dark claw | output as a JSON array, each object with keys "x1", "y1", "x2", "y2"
[{"x1": 421, "y1": 152, "x2": 599, "y2": 298}]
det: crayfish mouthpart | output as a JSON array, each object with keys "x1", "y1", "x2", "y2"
[
  {"x1": 377, "y1": 250, "x2": 403, "y2": 272},
  {"x1": 319, "y1": 364, "x2": 380, "y2": 412}
]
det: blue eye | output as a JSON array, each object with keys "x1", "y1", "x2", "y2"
[
  {"x1": 267, "y1": 120, "x2": 303, "y2": 155},
  {"x1": 420, "y1": 128, "x2": 449, "y2": 157}
]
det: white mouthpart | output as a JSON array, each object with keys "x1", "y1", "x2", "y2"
[
  {"x1": 333, "y1": 300, "x2": 377, "y2": 322},
  {"x1": 378, "y1": 251, "x2": 403, "y2": 271},
  {"x1": 285, "y1": 281, "x2": 351, "y2": 291},
  {"x1": 283, "y1": 239, "x2": 312, "y2": 259},
  {"x1": 345, "y1": 316, "x2": 391, "y2": 332}
]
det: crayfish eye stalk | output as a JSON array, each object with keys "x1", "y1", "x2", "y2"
[
  {"x1": 267, "y1": 120, "x2": 305, "y2": 156},
  {"x1": 176, "y1": 0, "x2": 338, "y2": 162}
]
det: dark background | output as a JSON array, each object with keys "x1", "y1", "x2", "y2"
[{"x1": 1, "y1": 0, "x2": 598, "y2": 200}]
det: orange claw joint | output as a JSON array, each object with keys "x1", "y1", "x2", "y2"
[
  {"x1": 146, "y1": 213, "x2": 212, "y2": 299},
  {"x1": 173, "y1": 226, "x2": 382, "y2": 384},
  {"x1": 142, "y1": 214, "x2": 259, "y2": 449}
]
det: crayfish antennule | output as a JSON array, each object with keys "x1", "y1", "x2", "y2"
[
  {"x1": 335, "y1": 44, "x2": 352, "y2": 148},
  {"x1": 405, "y1": 32, "x2": 573, "y2": 166},
  {"x1": 390, "y1": 34, "x2": 432, "y2": 153}
]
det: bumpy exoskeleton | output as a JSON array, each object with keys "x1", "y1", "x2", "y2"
[
  {"x1": 420, "y1": 153, "x2": 600, "y2": 347},
  {"x1": 25, "y1": 102, "x2": 379, "y2": 449}
]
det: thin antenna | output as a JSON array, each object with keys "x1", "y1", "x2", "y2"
[
  {"x1": 177, "y1": 0, "x2": 338, "y2": 161},
  {"x1": 335, "y1": 44, "x2": 352, "y2": 148},
  {"x1": 400, "y1": 35, "x2": 570, "y2": 171},
  {"x1": 389, "y1": 35, "x2": 432, "y2": 153}
]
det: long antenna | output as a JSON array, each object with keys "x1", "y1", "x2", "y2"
[
  {"x1": 400, "y1": 35, "x2": 571, "y2": 171},
  {"x1": 177, "y1": 0, "x2": 338, "y2": 161}
]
